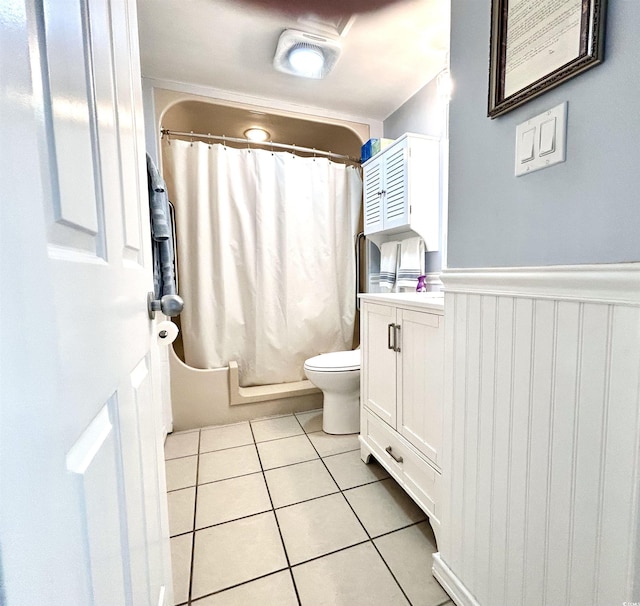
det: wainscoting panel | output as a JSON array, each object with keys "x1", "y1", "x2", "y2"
[{"x1": 434, "y1": 264, "x2": 640, "y2": 606}]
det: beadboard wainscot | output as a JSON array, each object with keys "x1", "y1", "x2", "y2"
[{"x1": 434, "y1": 263, "x2": 640, "y2": 606}]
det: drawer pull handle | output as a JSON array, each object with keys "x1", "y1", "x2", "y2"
[
  {"x1": 387, "y1": 323, "x2": 395, "y2": 350},
  {"x1": 385, "y1": 446, "x2": 403, "y2": 463}
]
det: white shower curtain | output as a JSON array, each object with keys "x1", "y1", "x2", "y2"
[{"x1": 164, "y1": 139, "x2": 362, "y2": 387}]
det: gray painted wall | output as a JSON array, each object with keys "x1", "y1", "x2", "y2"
[
  {"x1": 384, "y1": 78, "x2": 444, "y2": 140},
  {"x1": 384, "y1": 79, "x2": 447, "y2": 273},
  {"x1": 447, "y1": 0, "x2": 640, "y2": 268}
]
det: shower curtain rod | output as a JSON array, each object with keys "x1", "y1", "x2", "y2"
[{"x1": 161, "y1": 128, "x2": 360, "y2": 164}]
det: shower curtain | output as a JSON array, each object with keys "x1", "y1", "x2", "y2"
[{"x1": 164, "y1": 139, "x2": 362, "y2": 387}]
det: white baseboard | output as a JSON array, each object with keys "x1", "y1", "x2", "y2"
[{"x1": 432, "y1": 554, "x2": 481, "y2": 606}]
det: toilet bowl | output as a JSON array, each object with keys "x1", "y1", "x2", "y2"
[{"x1": 304, "y1": 349, "x2": 361, "y2": 435}]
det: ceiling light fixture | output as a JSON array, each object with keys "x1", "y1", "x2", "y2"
[
  {"x1": 288, "y1": 44, "x2": 325, "y2": 79},
  {"x1": 273, "y1": 29, "x2": 341, "y2": 79},
  {"x1": 244, "y1": 127, "x2": 270, "y2": 142}
]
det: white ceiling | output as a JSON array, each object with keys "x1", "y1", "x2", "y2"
[{"x1": 136, "y1": 0, "x2": 450, "y2": 122}]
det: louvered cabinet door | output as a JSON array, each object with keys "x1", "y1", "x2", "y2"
[
  {"x1": 363, "y1": 155, "x2": 384, "y2": 234},
  {"x1": 381, "y1": 141, "x2": 409, "y2": 230}
]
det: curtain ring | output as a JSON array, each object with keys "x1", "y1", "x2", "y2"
[
  {"x1": 189, "y1": 131, "x2": 194, "y2": 147},
  {"x1": 207, "y1": 133, "x2": 211, "y2": 149}
]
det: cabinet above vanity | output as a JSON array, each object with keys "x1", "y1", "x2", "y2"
[{"x1": 362, "y1": 133, "x2": 440, "y2": 251}]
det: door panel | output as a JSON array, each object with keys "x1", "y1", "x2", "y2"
[
  {"x1": 381, "y1": 142, "x2": 408, "y2": 230},
  {"x1": 362, "y1": 303, "x2": 397, "y2": 427},
  {"x1": 0, "y1": 0, "x2": 171, "y2": 604},
  {"x1": 363, "y1": 156, "x2": 383, "y2": 234},
  {"x1": 397, "y1": 309, "x2": 444, "y2": 467},
  {"x1": 66, "y1": 403, "x2": 129, "y2": 606}
]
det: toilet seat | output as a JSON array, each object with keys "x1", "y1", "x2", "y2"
[{"x1": 304, "y1": 349, "x2": 360, "y2": 372}]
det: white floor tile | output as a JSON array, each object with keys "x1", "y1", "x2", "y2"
[
  {"x1": 294, "y1": 409, "x2": 323, "y2": 434},
  {"x1": 170, "y1": 533, "x2": 192, "y2": 605},
  {"x1": 256, "y1": 434, "x2": 318, "y2": 470},
  {"x1": 265, "y1": 459, "x2": 338, "y2": 508},
  {"x1": 165, "y1": 455, "x2": 198, "y2": 491},
  {"x1": 191, "y1": 512, "x2": 287, "y2": 599},
  {"x1": 323, "y1": 450, "x2": 389, "y2": 490},
  {"x1": 196, "y1": 473, "x2": 271, "y2": 529},
  {"x1": 191, "y1": 571, "x2": 298, "y2": 606},
  {"x1": 198, "y1": 445, "x2": 261, "y2": 484},
  {"x1": 251, "y1": 415, "x2": 304, "y2": 443},
  {"x1": 307, "y1": 431, "x2": 360, "y2": 457},
  {"x1": 165, "y1": 430, "x2": 200, "y2": 460},
  {"x1": 276, "y1": 493, "x2": 367, "y2": 565},
  {"x1": 374, "y1": 522, "x2": 449, "y2": 606},
  {"x1": 344, "y1": 478, "x2": 426, "y2": 537},
  {"x1": 167, "y1": 487, "x2": 196, "y2": 537},
  {"x1": 292, "y1": 542, "x2": 410, "y2": 606},
  {"x1": 200, "y1": 422, "x2": 253, "y2": 454}
]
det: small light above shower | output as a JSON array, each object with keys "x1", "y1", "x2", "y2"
[{"x1": 244, "y1": 127, "x2": 270, "y2": 142}]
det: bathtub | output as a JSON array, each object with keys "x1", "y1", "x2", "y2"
[{"x1": 168, "y1": 344, "x2": 323, "y2": 431}]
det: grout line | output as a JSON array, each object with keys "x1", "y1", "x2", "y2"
[
  {"x1": 250, "y1": 420, "x2": 303, "y2": 606},
  {"x1": 186, "y1": 429, "x2": 201, "y2": 605},
  {"x1": 198, "y1": 442, "x2": 254, "y2": 456},
  {"x1": 164, "y1": 452, "x2": 200, "y2": 462},
  {"x1": 304, "y1": 428, "x2": 417, "y2": 606},
  {"x1": 252, "y1": 430, "x2": 306, "y2": 445},
  {"x1": 167, "y1": 414, "x2": 438, "y2": 605},
  {"x1": 289, "y1": 538, "x2": 371, "y2": 568},
  {"x1": 188, "y1": 568, "x2": 291, "y2": 604}
]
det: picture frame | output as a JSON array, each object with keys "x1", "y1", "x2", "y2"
[{"x1": 488, "y1": 0, "x2": 607, "y2": 118}]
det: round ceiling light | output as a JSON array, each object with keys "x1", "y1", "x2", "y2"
[
  {"x1": 288, "y1": 44, "x2": 325, "y2": 79},
  {"x1": 244, "y1": 127, "x2": 270, "y2": 142}
]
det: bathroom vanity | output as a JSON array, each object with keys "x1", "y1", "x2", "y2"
[{"x1": 359, "y1": 292, "x2": 444, "y2": 541}]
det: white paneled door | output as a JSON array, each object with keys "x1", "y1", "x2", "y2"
[{"x1": 0, "y1": 1, "x2": 172, "y2": 605}]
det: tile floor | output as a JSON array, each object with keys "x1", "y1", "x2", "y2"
[{"x1": 164, "y1": 410, "x2": 452, "y2": 606}]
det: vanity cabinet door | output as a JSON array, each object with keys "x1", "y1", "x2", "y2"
[
  {"x1": 397, "y1": 309, "x2": 444, "y2": 469},
  {"x1": 361, "y1": 302, "x2": 397, "y2": 428}
]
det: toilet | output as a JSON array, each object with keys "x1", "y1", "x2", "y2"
[{"x1": 303, "y1": 349, "x2": 361, "y2": 435}]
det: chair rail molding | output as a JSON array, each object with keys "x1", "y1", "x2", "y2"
[
  {"x1": 442, "y1": 262, "x2": 640, "y2": 305},
  {"x1": 435, "y1": 262, "x2": 640, "y2": 606}
]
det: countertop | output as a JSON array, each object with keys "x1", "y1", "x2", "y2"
[{"x1": 358, "y1": 292, "x2": 445, "y2": 312}]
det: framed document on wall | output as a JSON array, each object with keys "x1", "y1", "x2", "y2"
[{"x1": 488, "y1": 0, "x2": 606, "y2": 118}]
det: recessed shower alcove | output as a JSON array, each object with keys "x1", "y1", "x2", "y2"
[{"x1": 157, "y1": 92, "x2": 368, "y2": 430}]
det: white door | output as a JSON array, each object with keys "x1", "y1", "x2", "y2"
[{"x1": 0, "y1": 1, "x2": 172, "y2": 605}]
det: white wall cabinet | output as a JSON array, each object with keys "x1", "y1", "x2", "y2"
[
  {"x1": 360, "y1": 294, "x2": 444, "y2": 539},
  {"x1": 362, "y1": 133, "x2": 440, "y2": 251}
]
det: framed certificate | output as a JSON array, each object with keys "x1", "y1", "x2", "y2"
[{"x1": 488, "y1": 0, "x2": 606, "y2": 118}]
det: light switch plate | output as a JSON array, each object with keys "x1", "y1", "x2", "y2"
[{"x1": 515, "y1": 102, "x2": 567, "y2": 176}]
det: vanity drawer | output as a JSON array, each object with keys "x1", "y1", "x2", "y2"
[
  {"x1": 363, "y1": 409, "x2": 406, "y2": 476},
  {"x1": 362, "y1": 409, "x2": 440, "y2": 523},
  {"x1": 403, "y1": 443, "x2": 439, "y2": 521}
]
